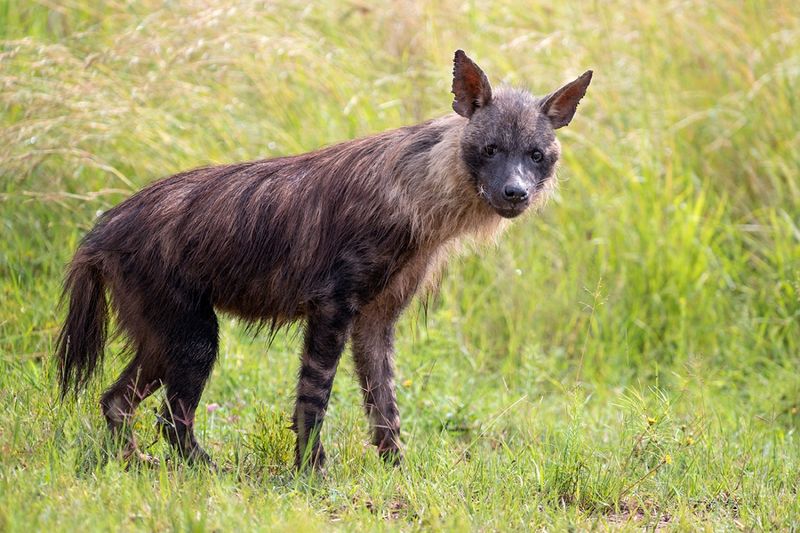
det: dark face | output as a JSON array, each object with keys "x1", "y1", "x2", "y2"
[
  {"x1": 450, "y1": 50, "x2": 591, "y2": 218},
  {"x1": 460, "y1": 89, "x2": 560, "y2": 218}
]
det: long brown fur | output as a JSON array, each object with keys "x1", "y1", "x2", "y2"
[{"x1": 56, "y1": 51, "x2": 591, "y2": 468}]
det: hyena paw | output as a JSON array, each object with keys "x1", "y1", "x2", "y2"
[
  {"x1": 378, "y1": 446, "x2": 403, "y2": 466},
  {"x1": 295, "y1": 444, "x2": 327, "y2": 473},
  {"x1": 185, "y1": 446, "x2": 216, "y2": 469},
  {"x1": 123, "y1": 447, "x2": 161, "y2": 469}
]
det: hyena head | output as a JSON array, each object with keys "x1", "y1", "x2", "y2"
[{"x1": 452, "y1": 50, "x2": 592, "y2": 218}]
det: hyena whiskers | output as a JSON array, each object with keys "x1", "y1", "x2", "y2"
[{"x1": 56, "y1": 50, "x2": 591, "y2": 469}]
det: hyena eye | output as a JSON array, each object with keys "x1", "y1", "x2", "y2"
[
  {"x1": 530, "y1": 150, "x2": 544, "y2": 163},
  {"x1": 483, "y1": 144, "x2": 498, "y2": 157}
]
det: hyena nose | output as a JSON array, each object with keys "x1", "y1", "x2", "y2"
[{"x1": 503, "y1": 183, "x2": 528, "y2": 203}]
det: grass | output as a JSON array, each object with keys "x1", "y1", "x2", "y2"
[{"x1": 1, "y1": 0, "x2": 799, "y2": 530}]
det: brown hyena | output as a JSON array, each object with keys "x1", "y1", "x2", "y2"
[{"x1": 56, "y1": 50, "x2": 592, "y2": 469}]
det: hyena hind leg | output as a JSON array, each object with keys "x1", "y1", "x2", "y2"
[
  {"x1": 156, "y1": 303, "x2": 219, "y2": 465},
  {"x1": 99, "y1": 344, "x2": 165, "y2": 462}
]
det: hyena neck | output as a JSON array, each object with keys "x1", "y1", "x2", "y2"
[{"x1": 395, "y1": 114, "x2": 506, "y2": 247}]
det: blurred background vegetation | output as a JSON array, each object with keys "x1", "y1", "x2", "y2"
[{"x1": 1, "y1": 0, "x2": 798, "y2": 530}]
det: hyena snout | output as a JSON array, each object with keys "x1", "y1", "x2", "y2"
[
  {"x1": 489, "y1": 176, "x2": 534, "y2": 218},
  {"x1": 502, "y1": 181, "x2": 529, "y2": 203}
]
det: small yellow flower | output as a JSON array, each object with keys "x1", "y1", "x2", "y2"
[
  {"x1": 402, "y1": 379, "x2": 413, "y2": 387},
  {"x1": 685, "y1": 436, "x2": 695, "y2": 446},
  {"x1": 664, "y1": 454, "x2": 672, "y2": 465},
  {"x1": 647, "y1": 416, "x2": 656, "y2": 426}
]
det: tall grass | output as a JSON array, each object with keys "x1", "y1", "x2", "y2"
[{"x1": 1, "y1": 0, "x2": 799, "y2": 530}]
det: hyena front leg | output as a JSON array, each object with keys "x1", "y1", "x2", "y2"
[
  {"x1": 293, "y1": 306, "x2": 354, "y2": 470},
  {"x1": 351, "y1": 300, "x2": 404, "y2": 464}
]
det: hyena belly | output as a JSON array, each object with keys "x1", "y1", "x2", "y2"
[{"x1": 208, "y1": 209, "x2": 421, "y2": 324}]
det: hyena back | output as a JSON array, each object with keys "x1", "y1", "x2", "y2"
[{"x1": 56, "y1": 50, "x2": 591, "y2": 469}]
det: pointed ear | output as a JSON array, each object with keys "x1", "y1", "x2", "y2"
[
  {"x1": 451, "y1": 50, "x2": 492, "y2": 118},
  {"x1": 539, "y1": 70, "x2": 593, "y2": 129}
]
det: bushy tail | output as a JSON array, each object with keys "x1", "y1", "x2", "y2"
[{"x1": 56, "y1": 252, "x2": 108, "y2": 397}]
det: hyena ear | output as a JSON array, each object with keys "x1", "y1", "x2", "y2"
[
  {"x1": 451, "y1": 50, "x2": 492, "y2": 118},
  {"x1": 539, "y1": 70, "x2": 593, "y2": 129}
]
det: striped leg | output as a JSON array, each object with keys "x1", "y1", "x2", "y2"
[
  {"x1": 293, "y1": 308, "x2": 353, "y2": 470},
  {"x1": 351, "y1": 299, "x2": 403, "y2": 464}
]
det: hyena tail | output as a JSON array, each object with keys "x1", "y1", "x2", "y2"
[{"x1": 56, "y1": 249, "x2": 108, "y2": 398}]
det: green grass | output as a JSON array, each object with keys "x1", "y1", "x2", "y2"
[{"x1": 1, "y1": 0, "x2": 799, "y2": 530}]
